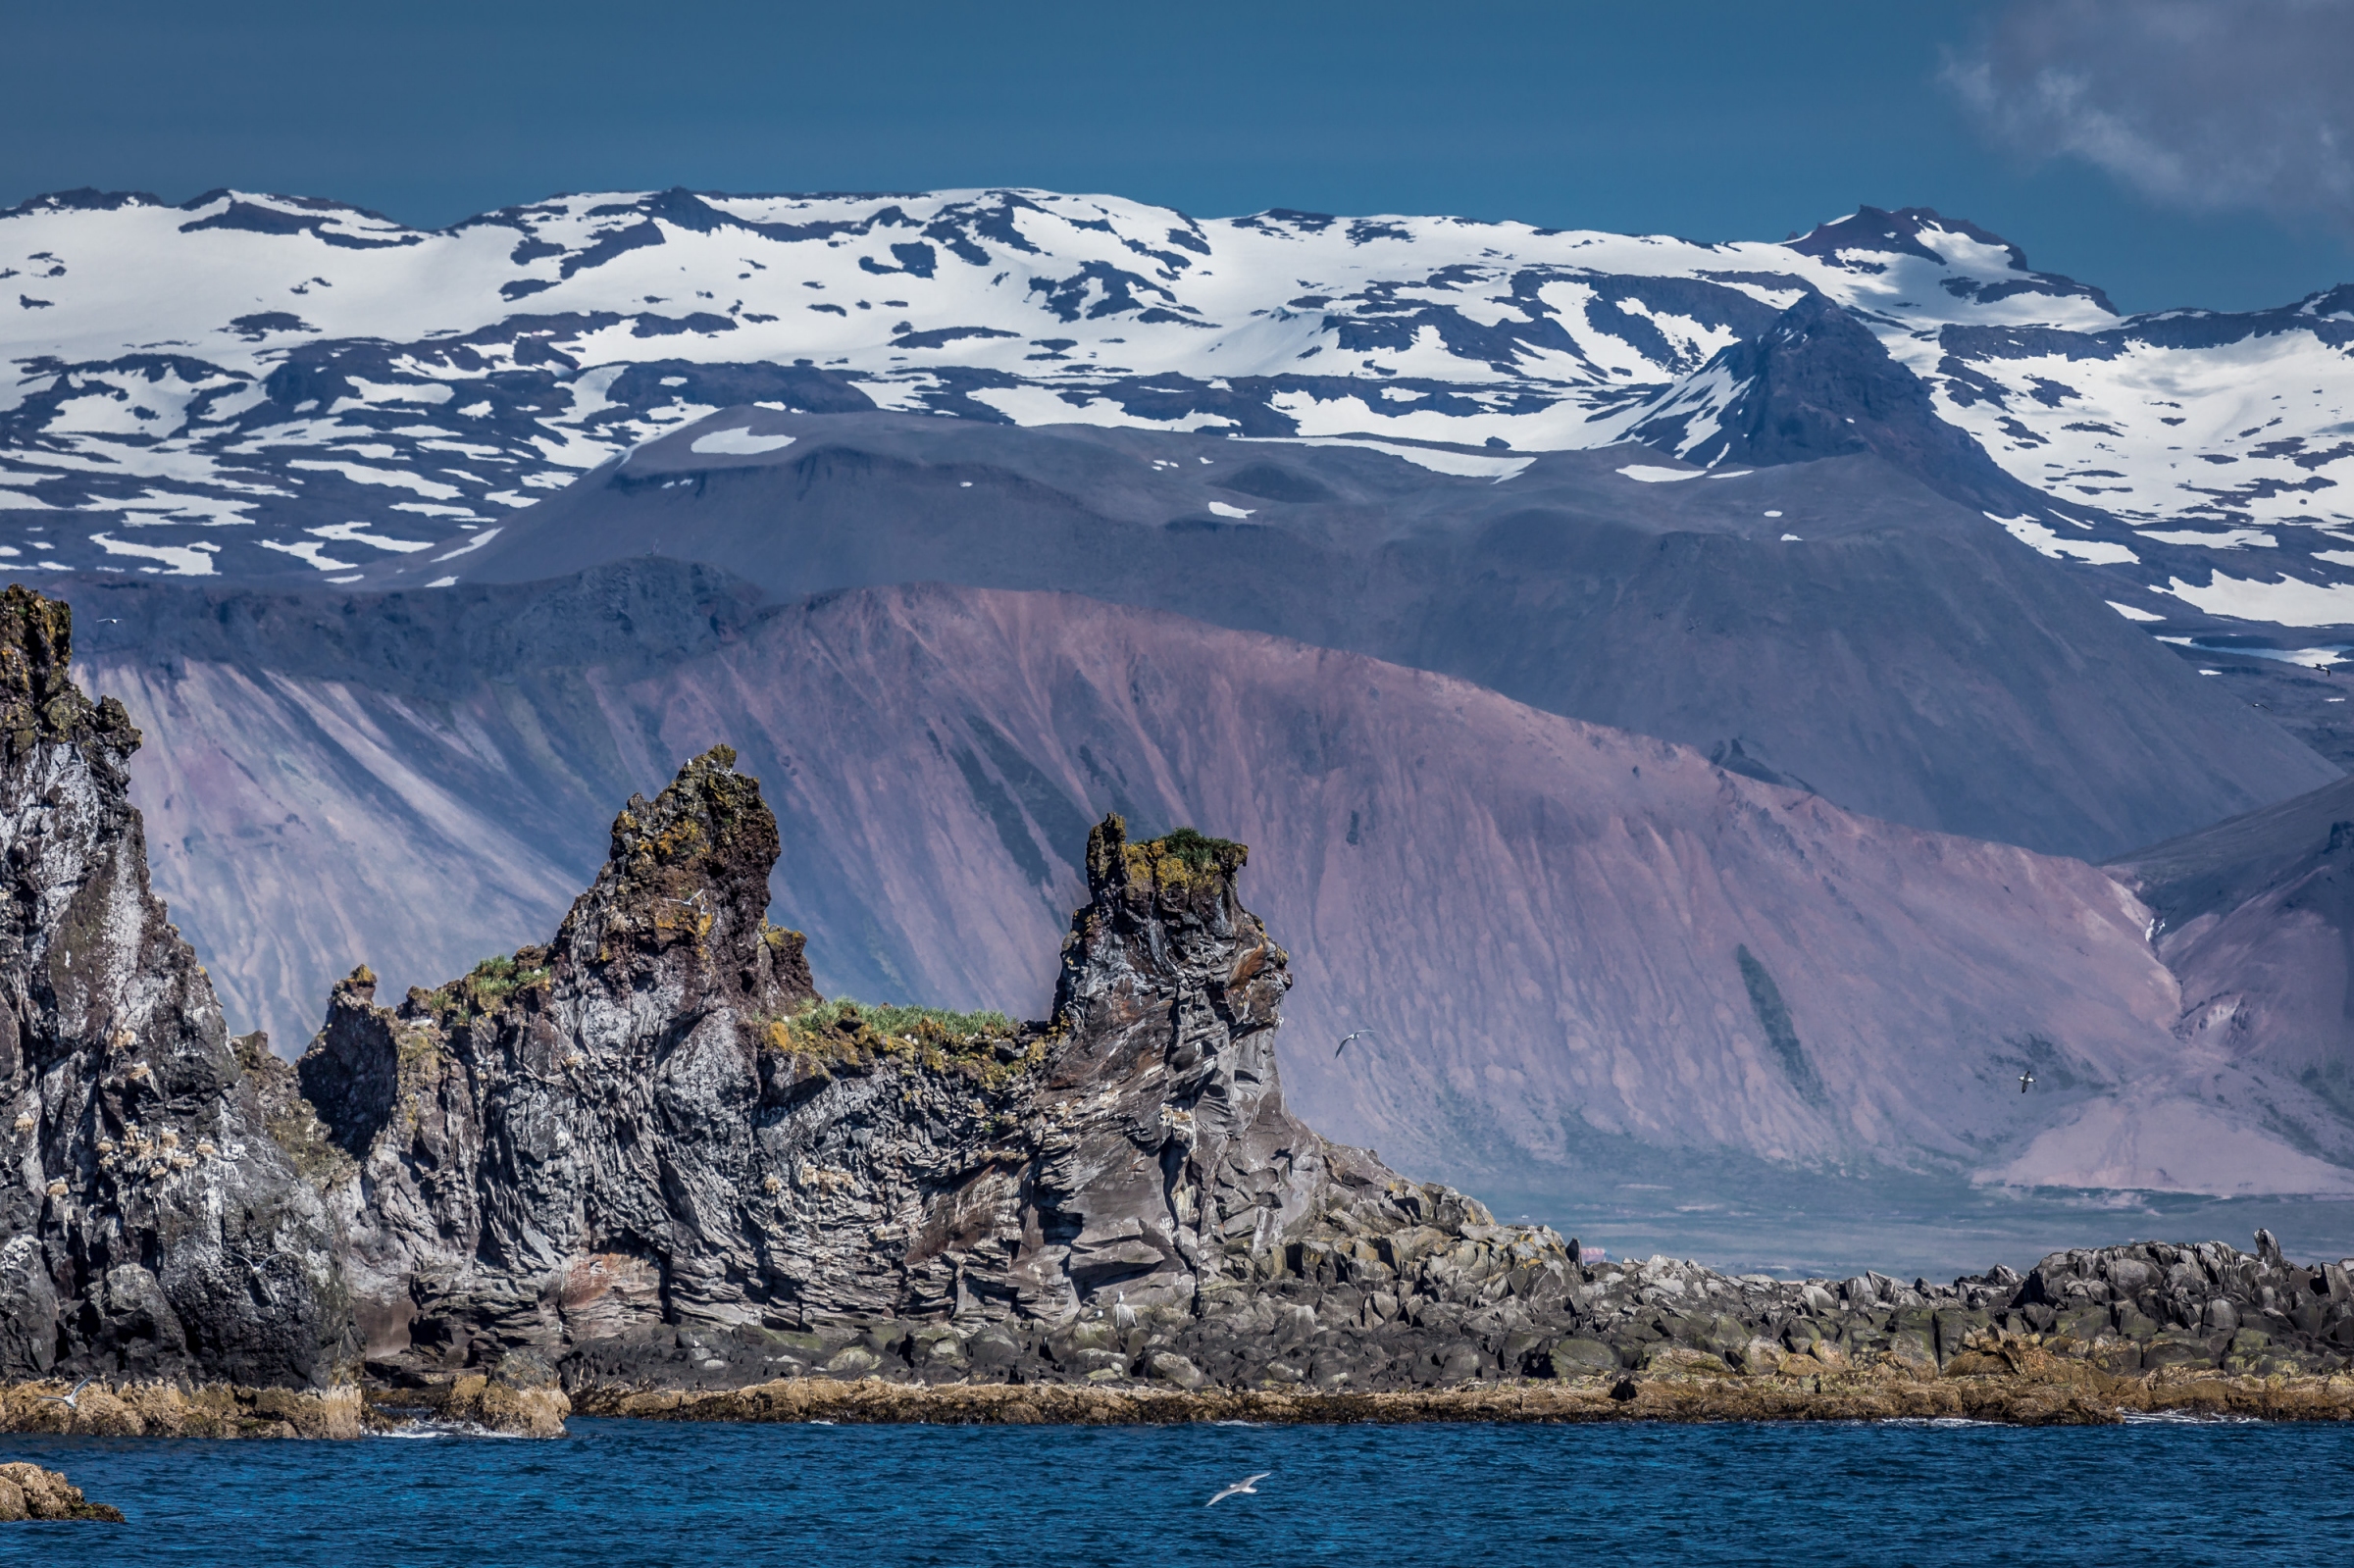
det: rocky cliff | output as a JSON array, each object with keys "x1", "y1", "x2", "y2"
[
  {"x1": 0, "y1": 585, "x2": 342, "y2": 1385},
  {"x1": 298, "y1": 744, "x2": 1577, "y2": 1388},
  {"x1": 292, "y1": 738, "x2": 2354, "y2": 1396},
  {"x1": 0, "y1": 581, "x2": 2346, "y2": 1406}
]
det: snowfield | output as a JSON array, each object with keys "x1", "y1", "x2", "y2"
[{"x1": 5, "y1": 186, "x2": 2353, "y2": 637}]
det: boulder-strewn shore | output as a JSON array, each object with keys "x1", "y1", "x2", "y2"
[
  {"x1": 578, "y1": 1356, "x2": 2354, "y2": 1428},
  {"x1": 0, "y1": 1377, "x2": 566, "y2": 1439}
]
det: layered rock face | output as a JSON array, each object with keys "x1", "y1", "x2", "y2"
[
  {"x1": 0, "y1": 586, "x2": 341, "y2": 1385},
  {"x1": 298, "y1": 746, "x2": 1578, "y2": 1385},
  {"x1": 297, "y1": 745, "x2": 817, "y2": 1365},
  {"x1": 295, "y1": 746, "x2": 2354, "y2": 1394}
]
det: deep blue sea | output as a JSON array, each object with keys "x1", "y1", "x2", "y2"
[{"x1": 2, "y1": 1415, "x2": 2348, "y2": 1566}]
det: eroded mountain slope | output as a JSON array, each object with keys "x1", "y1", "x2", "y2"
[
  {"x1": 439, "y1": 416, "x2": 2338, "y2": 860},
  {"x1": 74, "y1": 577, "x2": 2353, "y2": 1238}
]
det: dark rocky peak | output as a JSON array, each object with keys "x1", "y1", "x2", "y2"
[
  {"x1": 0, "y1": 585, "x2": 342, "y2": 1386},
  {"x1": 1630, "y1": 293, "x2": 2071, "y2": 517},
  {"x1": 550, "y1": 743, "x2": 810, "y2": 1009},
  {"x1": 1787, "y1": 205, "x2": 1966, "y2": 268},
  {"x1": 1786, "y1": 206, "x2": 2116, "y2": 312},
  {"x1": 0, "y1": 586, "x2": 137, "y2": 757},
  {"x1": 303, "y1": 777, "x2": 1582, "y2": 1388},
  {"x1": 2297, "y1": 282, "x2": 2354, "y2": 321},
  {"x1": 3, "y1": 189, "x2": 164, "y2": 218},
  {"x1": 300, "y1": 744, "x2": 815, "y2": 1160},
  {"x1": 1054, "y1": 818, "x2": 1265, "y2": 1031},
  {"x1": 296, "y1": 746, "x2": 821, "y2": 1368}
]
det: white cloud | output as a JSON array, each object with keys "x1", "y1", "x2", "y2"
[{"x1": 1946, "y1": 1, "x2": 2354, "y2": 228}]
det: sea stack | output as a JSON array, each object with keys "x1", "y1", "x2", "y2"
[
  {"x1": 301, "y1": 741, "x2": 1578, "y2": 1388},
  {"x1": 0, "y1": 585, "x2": 343, "y2": 1385}
]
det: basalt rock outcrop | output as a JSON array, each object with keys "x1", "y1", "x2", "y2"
[
  {"x1": 297, "y1": 743, "x2": 816, "y2": 1370},
  {"x1": 0, "y1": 585, "x2": 343, "y2": 1386},
  {"x1": 293, "y1": 744, "x2": 2354, "y2": 1397},
  {"x1": 300, "y1": 751, "x2": 1576, "y2": 1387},
  {"x1": 0, "y1": 1461, "x2": 121, "y2": 1522},
  {"x1": 2, "y1": 589, "x2": 2347, "y2": 1416}
]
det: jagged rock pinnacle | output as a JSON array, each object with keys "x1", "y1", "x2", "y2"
[
  {"x1": 0, "y1": 584, "x2": 138, "y2": 758},
  {"x1": 554, "y1": 743, "x2": 809, "y2": 1003},
  {"x1": 0, "y1": 584, "x2": 342, "y2": 1385},
  {"x1": 303, "y1": 778, "x2": 1574, "y2": 1383}
]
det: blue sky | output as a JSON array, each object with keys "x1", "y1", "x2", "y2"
[{"x1": 6, "y1": 0, "x2": 2350, "y2": 314}]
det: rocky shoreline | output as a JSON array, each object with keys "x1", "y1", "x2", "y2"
[
  {"x1": 0, "y1": 583, "x2": 2348, "y2": 1445},
  {"x1": 578, "y1": 1358, "x2": 2354, "y2": 1428},
  {"x1": 0, "y1": 1376, "x2": 567, "y2": 1439},
  {"x1": 0, "y1": 1462, "x2": 119, "y2": 1522}
]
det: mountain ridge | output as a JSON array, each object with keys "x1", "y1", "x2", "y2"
[{"x1": 6, "y1": 187, "x2": 2353, "y2": 644}]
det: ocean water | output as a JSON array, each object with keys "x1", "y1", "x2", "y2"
[{"x1": 1, "y1": 1415, "x2": 2348, "y2": 1566}]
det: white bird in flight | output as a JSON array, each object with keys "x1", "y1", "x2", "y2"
[
  {"x1": 1206, "y1": 1472, "x2": 1271, "y2": 1507},
  {"x1": 38, "y1": 1378, "x2": 93, "y2": 1411},
  {"x1": 1335, "y1": 1030, "x2": 1375, "y2": 1058}
]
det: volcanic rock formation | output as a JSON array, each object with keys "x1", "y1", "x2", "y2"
[
  {"x1": 297, "y1": 744, "x2": 1571, "y2": 1384},
  {"x1": 0, "y1": 588, "x2": 2346, "y2": 1402},
  {"x1": 289, "y1": 736, "x2": 2354, "y2": 1394},
  {"x1": 0, "y1": 586, "x2": 342, "y2": 1384}
]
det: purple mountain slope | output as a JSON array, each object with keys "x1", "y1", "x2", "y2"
[
  {"x1": 432, "y1": 409, "x2": 2339, "y2": 863},
  {"x1": 74, "y1": 581, "x2": 2354, "y2": 1252}
]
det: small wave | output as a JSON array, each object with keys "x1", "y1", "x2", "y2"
[
  {"x1": 376, "y1": 1418, "x2": 525, "y2": 1440},
  {"x1": 2117, "y1": 1409, "x2": 2262, "y2": 1426},
  {"x1": 1211, "y1": 1419, "x2": 1263, "y2": 1428},
  {"x1": 1880, "y1": 1417, "x2": 2001, "y2": 1429},
  {"x1": 807, "y1": 1419, "x2": 837, "y2": 1426}
]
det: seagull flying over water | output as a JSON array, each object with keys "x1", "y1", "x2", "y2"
[
  {"x1": 1335, "y1": 1030, "x2": 1375, "y2": 1058},
  {"x1": 2020, "y1": 1071, "x2": 2035, "y2": 1094},
  {"x1": 39, "y1": 1378, "x2": 92, "y2": 1411},
  {"x1": 1206, "y1": 1472, "x2": 1271, "y2": 1507}
]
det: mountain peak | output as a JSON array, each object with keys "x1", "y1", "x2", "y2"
[{"x1": 1785, "y1": 205, "x2": 2117, "y2": 315}]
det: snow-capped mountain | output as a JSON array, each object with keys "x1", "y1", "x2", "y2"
[{"x1": 4, "y1": 185, "x2": 2353, "y2": 640}]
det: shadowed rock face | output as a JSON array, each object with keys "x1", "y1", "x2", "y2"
[
  {"x1": 2106, "y1": 773, "x2": 2354, "y2": 1144},
  {"x1": 297, "y1": 746, "x2": 817, "y2": 1360},
  {"x1": 1014, "y1": 819, "x2": 1451, "y2": 1322},
  {"x1": 0, "y1": 585, "x2": 342, "y2": 1385}
]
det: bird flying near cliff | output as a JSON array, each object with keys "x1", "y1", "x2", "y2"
[
  {"x1": 37, "y1": 1378, "x2": 92, "y2": 1410},
  {"x1": 1336, "y1": 1030, "x2": 1375, "y2": 1057}
]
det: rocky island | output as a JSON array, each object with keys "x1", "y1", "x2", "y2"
[{"x1": 0, "y1": 584, "x2": 2346, "y2": 1435}]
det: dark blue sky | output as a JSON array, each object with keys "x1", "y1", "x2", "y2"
[{"x1": 6, "y1": 0, "x2": 2349, "y2": 314}]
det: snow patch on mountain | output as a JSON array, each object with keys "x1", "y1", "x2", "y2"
[{"x1": 2, "y1": 187, "x2": 2352, "y2": 632}]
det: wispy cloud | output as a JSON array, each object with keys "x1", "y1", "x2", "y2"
[{"x1": 1945, "y1": 0, "x2": 2354, "y2": 228}]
